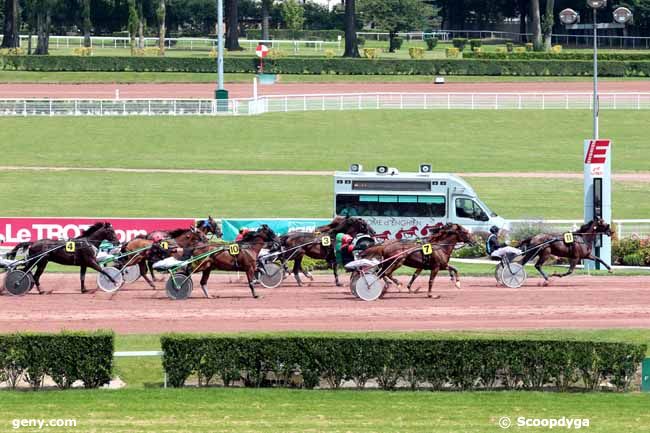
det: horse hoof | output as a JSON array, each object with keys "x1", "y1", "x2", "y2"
[
  {"x1": 428, "y1": 294, "x2": 441, "y2": 299},
  {"x1": 455, "y1": 282, "x2": 461, "y2": 290}
]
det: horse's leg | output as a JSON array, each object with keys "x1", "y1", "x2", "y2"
[
  {"x1": 199, "y1": 269, "x2": 212, "y2": 299},
  {"x1": 406, "y1": 269, "x2": 423, "y2": 293},
  {"x1": 292, "y1": 256, "x2": 303, "y2": 286},
  {"x1": 32, "y1": 260, "x2": 48, "y2": 294},
  {"x1": 586, "y1": 254, "x2": 614, "y2": 273},
  {"x1": 140, "y1": 261, "x2": 155, "y2": 289},
  {"x1": 246, "y1": 267, "x2": 260, "y2": 299},
  {"x1": 427, "y1": 266, "x2": 441, "y2": 299},
  {"x1": 534, "y1": 250, "x2": 551, "y2": 285},
  {"x1": 80, "y1": 265, "x2": 88, "y2": 293},
  {"x1": 551, "y1": 258, "x2": 579, "y2": 278},
  {"x1": 447, "y1": 264, "x2": 461, "y2": 289},
  {"x1": 332, "y1": 262, "x2": 342, "y2": 287}
]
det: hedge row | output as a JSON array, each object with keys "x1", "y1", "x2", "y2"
[
  {"x1": 161, "y1": 335, "x2": 646, "y2": 391},
  {"x1": 244, "y1": 29, "x2": 344, "y2": 41},
  {"x1": 3, "y1": 55, "x2": 650, "y2": 76},
  {"x1": 464, "y1": 51, "x2": 650, "y2": 61},
  {"x1": 0, "y1": 331, "x2": 114, "y2": 390}
]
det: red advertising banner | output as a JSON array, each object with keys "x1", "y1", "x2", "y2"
[{"x1": 0, "y1": 217, "x2": 197, "y2": 247}]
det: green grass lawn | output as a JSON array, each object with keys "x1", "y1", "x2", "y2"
[
  {"x1": 0, "y1": 171, "x2": 647, "y2": 219},
  {"x1": 1, "y1": 111, "x2": 648, "y2": 173},
  {"x1": 1, "y1": 387, "x2": 648, "y2": 433}
]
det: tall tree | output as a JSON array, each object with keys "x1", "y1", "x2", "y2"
[
  {"x1": 1, "y1": 0, "x2": 19, "y2": 48},
  {"x1": 128, "y1": 0, "x2": 139, "y2": 54},
  {"x1": 518, "y1": 0, "x2": 528, "y2": 42},
  {"x1": 81, "y1": 0, "x2": 92, "y2": 47},
  {"x1": 281, "y1": 0, "x2": 304, "y2": 34},
  {"x1": 261, "y1": 0, "x2": 272, "y2": 40},
  {"x1": 157, "y1": 0, "x2": 166, "y2": 54},
  {"x1": 33, "y1": 0, "x2": 56, "y2": 55},
  {"x1": 226, "y1": 0, "x2": 242, "y2": 50},
  {"x1": 530, "y1": 0, "x2": 542, "y2": 51},
  {"x1": 542, "y1": 0, "x2": 555, "y2": 50},
  {"x1": 137, "y1": 0, "x2": 145, "y2": 49},
  {"x1": 359, "y1": 0, "x2": 432, "y2": 53},
  {"x1": 343, "y1": 0, "x2": 359, "y2": 57}
]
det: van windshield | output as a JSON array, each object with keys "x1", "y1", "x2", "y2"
[
  {"x1": 336, "y1": 194, "x2": 446, "y2": 218},
  {"x1": 477, "y1": 199, "x2": 497, "y2": 217}
]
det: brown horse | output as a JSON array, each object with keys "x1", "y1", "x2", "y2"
[
  {"x1": 192, "y1": 225, "x2": 279, "y2": 299},
  {"x1": 362, "y1": 223, "x2": 473, "y2": 297},
  {"x1": 140, "y1": 227, "x2": 208, "y2": 282},
  {"x1": 518, "y1": 218, "x2": 613, "y2": 284},
  {"x1": 278, "y1": 217, "x2": 375, "y2": 287},
  {"x1": 5, "y1": 222, "x2": 120, "y2": 294}
]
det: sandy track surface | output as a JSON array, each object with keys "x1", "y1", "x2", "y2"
[
  {"x1": 2, "y1": 81, "x2": 650, "y2": 99},
  {"x1": 2, "y1": 274, "x2": 650, "y2": 333}
]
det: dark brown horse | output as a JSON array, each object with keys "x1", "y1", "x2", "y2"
[
  {"x1": 140, "y1": 227, "x2": 209, "y2": 282},
  {"x1": 278, "y1": 217, "x2": 375, "y2": 287},
  {"x1": 5, "y1": 222, "x2": 120, "y2": 294},
  {"x1": 192, "y1": 225, "x2": 279, "y2": 299},
  {"x1": 518, "y1": 218, "x2": 613, "y2": 284},
  {"x1": 362, "y1": 223, "x2": 472, "y2": 297}
]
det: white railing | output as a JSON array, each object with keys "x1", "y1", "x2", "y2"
[
  {"x1": 510, "y1": 219, "x2": 650, "y2": 239},
  {"x1": 2, "y1": 93, "x2": 650, "y2": 117}
]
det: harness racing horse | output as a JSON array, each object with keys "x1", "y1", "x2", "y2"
[
  {"x1": 191, "y1": 225, "x2": 279, "y2": 299},
  {"x1": 141, "y1": 227, "x2": 209, "y2": 282},
  {"x1": 518, "y1": 218, "x2": 613, "y2": 285},
  {"x1": 279, "y1": 217, "x2": 376, "y2": 287},
  {"x1": 362, "y1": 223, "x2": 473, "y2": 298},
  {"x1": 5, "y1": 222, "x2": 120, "y2": 294}
]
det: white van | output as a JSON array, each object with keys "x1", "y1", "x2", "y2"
[{"x1": 334, "y1": 164, "x2": 508, "y2": 238}]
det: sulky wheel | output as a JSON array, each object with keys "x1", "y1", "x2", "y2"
[
  {"x1": 354, "y1": 272, "x2": 385, "y2": 302},
  {"x1": 349, "y1": 272, "x2": 360, "y2": 297},
  {"x1": 121, "y1": 265, "x2": 141, "y2": 284},
  {"x1": 165, "y1": 273, "x2": 193, "y2": 300},
  {"x1": 256, "y1": 262, "x2": 283, "y2": 289},
  {"x1": 3, "y1": 270, "x2": 34, "y2": 296},
  {"x1": 500, "y1": 263, "x2": 527, "y2": 289},
  {"x1": 97, "y1": 267, "x2": 125, "y2": 293},
  {"x1": 494, "y1": 262, "x2": 505, "y2": 286}
]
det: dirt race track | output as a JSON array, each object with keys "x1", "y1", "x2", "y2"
[{"x1": 1, "y1": 273, "x2": 650, "y2": 333}]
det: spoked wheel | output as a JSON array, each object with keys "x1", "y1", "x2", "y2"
[
  {"x1": 256, "y1": 262, "x2": 283, "y2": 289},
  {"x1": 494, "y1": 263, "x2": 505, "y2": 286},
  {"x1": 500, "y1": 263, "x2": 527, "y2": 288},
  {"x1": 354, "y1": 272, "x2": 385, "y2": 302},
  {"x1": 122, "y1": 265, "x2": 141, "y2": 284},
  {"x1": 3, "y1": 270, "x2": 34, "y2": 296},
  {"x1": 97, "y1": 267, "x2": 125, "y2": 293},
  {"x1": 165, "y1": 273, "x2": 193, "y2": 300}
]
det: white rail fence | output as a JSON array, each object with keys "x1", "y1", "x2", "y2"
[
  {"x1": 2, "y1": 93, "x2": 650, "y2": 117},
  {"x1": 510, "y1": 219, "x2": 650, "y2": 239}
]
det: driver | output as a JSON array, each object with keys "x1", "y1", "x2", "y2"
[{"x1": 486, "y1": 226, "x2": 521, "y2": 261}]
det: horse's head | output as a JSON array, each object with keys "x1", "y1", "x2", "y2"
[
  {"x1": 241, "y1": 224, "x2": 279, "y2": 248},
  {"x1": 81, "y1": 222, "x2": 119, "y2": 245},
  {"x1": 198, "y1": 216, "x2": 222, "y2": 239},
  {"x1": 439, "y1": 223, "x2": 473, "y2": 245},
  {"x1": 594, "y1": 218, "x2": 612, "y2": 237},
  {"x1": 340, "y1": 217, "x2": 375, "y2": 236}
]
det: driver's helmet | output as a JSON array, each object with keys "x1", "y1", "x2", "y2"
[{"x1": 489, "y1": 226, "x2": 499, "y2": 235}]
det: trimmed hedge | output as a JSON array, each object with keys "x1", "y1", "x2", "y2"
[
  {"x1": 464, "y1": 51, "x2": 650, "y2": 61},
  {"x1": 0, "y1": 331, "x2": 114, "y2": 390},
  {"x1": 3, "y1": 55, "x2": 650, "y2": 77},
  {"x1": 161, "y1": 335, "x2": 646, "y2": 391}
]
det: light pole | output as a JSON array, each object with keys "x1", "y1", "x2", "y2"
[
  {"x1": 559, "y1": 2, "x2": 633, "y2": 269},
  {"x1": 215, "y1": 0, "x2": 228, "y2": 110}
]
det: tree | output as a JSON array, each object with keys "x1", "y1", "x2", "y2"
[
  {"x1": 530, "y1": 0, "x2": 543, "y2": 51},
  {"x1": 281, "y1": 0, "x2": 303, "y2": 33},
  {"x1": 226, "y1": 0, "x2": 242, "y2": 50},
  {"x1": 542, "y1": 0, "x2": 555, "y2": 50},
  {"x1": 31, "y1": 0, "x2": 57, "y2": 55},
  {"x1": 1, "y1": 0, "x2": 19, "y2": 48},
  {"x1": 359, "y1": 0, "x2": 432, "y2": 53},
  {"x1": 81, "y1": 0, "x2": 92, "y2": 48},
  {"x1": 261, "y1": 0, "x2": 272, "y2": 40},
  {"x1": 157, "y1": 0, "x2": 166, "y2": 54},
  {"x1": 343, "y1": 0, "x2": 359, "y2": 57},
  {"x1": 127, "y1": 0, "x2": 138, "y2": 54}
]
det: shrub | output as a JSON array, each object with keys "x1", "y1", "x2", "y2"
[
  {"x1": 445, "y1": 47, "x2": 460, "y2": 58},
  {"x1": 161, "y1": 335, "x2": 646, "y2": 391},
  {"x1": 425, "y1": 37, "x2": 438, "y2": 51},
  {"x1": 552, "y1": 45, "x2": 562, "y2": 54},
  {"x1": 408, "y1": 47, "x2": 424, "y2": 60},
  {"x1": 452, "y1": 38, "x2": 467, "y2": 51},
  {"x1": 0, "y1": 47, "x2": 25, "y2": 56},
  {"x1": 208, "y1": 49, "x2": 218, "y2": 58},
  {"x1": 514, "y1": 47, "x2": 526, "y2": 54},
  {"x1": 526, "y1": 42, "x2": 534, "y2": 51},
  {"x1": 72, "y1": 47, "x2": 93, "y2": 57},
  {"x1": 390, "y1": 36, "x2": 403, "y2": 51},
  {"x1": 0, "y1": 331, "x2": 113, "y2": 390},
  {"x1": 267, "y1": 49, "x2": 288, "y2": 59},
  {"x1": 357, "y1": 36, "x2": 365, "y2": 46},
  {"x1": 470, "y1": 39, "x2": 482, "y2": 50},
  {"x1": 324, "y1": 49, "x2": 336, "y2": 58},
  {"x1": 452, "y1": 234, "x2": 486, "y2": 258},
  {"x1": 472, "y1": 47, "x2": 482, "y2": 54},
  {"x1": 363, "y1": 48, "x2": 379, "y2": 59},
  {"x1": 506, "y1": 42, "x2": 514, "y2": 52},
  {"x1": 496, "y1": 47, "x2": 506, "y2": 53}
]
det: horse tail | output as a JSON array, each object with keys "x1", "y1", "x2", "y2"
[{"x1": 5, "y1": 242, "x2": 33, "y2": 259}]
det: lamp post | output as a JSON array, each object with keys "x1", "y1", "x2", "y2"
[
  {"x1": 559, "y1": 2, "x2": 632, "y2": 270},
  {"x1": 215, "y1": 0, "x2": 228, "y2": 110}
]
